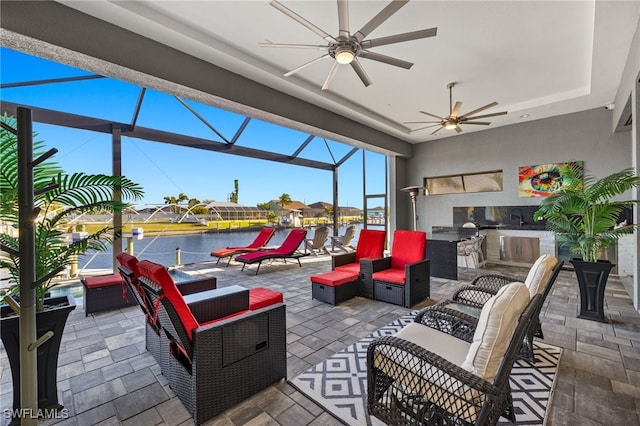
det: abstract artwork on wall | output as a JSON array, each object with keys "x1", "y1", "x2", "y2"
[{"x1": 518, "y1": 161, "x2": 583, "y2": 197}]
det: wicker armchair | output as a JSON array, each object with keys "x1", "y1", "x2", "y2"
[
  {"x1": 444, "y1": 254, "x2": 563, "y2": 362},
  {"x1": 363, "y1": 230, "x2": 429, "y2": 307},
  {"x1": 332, "y1": 229, "x2": 386, "y2": 298},
  {"x1": 368, "y1": 284, "x2": 541, "y2": 426},
  {"x1": 136, "y1": 260, "x2": 287, "y2": 425},
  {"x1": 116, "y1": 253, "x2": 216, "y2": 369}
]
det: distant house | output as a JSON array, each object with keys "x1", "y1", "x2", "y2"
[
  {"x1": 267, "y1": 200, "x2": 310, "y2": 227},
  {"x1": 204, "y1": 201, "x2": 267, "y2": 221},
  {"x1": 307, "y1": 201, "x2": 362, "y2": 219}
]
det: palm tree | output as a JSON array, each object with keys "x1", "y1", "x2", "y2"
[
  {"x1": 535, "y1": 163, "x2": 640, "y2": 262},
  {"x1": 0, "y1": 115, "x2": 144, "y2": 310},
  {"x1": 278, "y1": 193, "x2": 292, "y2": 210}
]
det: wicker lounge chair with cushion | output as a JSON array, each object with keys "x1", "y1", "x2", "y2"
[
  {"x1": 363, "y1": 230, "x2": 430, "y2": 307},
  {"x1": 136, "y1": 260, "x2": 286, "y2": 425},
  {"x1": 210, "y1": 226, "x2": 276, "y2": 266},
  {"x1": 236, "y1": 228, "x2": 309, "y2": 275},
  {"x1": 332, "y1": 229, "x2": 386, "y2": 299},
  {"x1": 116, "y1": 253, "x2": 217, "y2": 369},
  {"x1": 368, "y1": 283, "x2": 541, "y2": 426},
  {"x1": 443, "y1": 254, "x2": 563, "y2": 363},
  {"x1": 303, "y1": 225, "x2": 330, "y2": 255}
]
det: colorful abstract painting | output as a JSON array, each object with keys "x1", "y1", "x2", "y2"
[{"x1": 518, "y1": 161, "x2": 583, "y2": 197}]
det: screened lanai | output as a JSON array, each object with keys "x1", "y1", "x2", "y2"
[{"x1": 0, "y1": 47, "x2": 391, "y2": 264}]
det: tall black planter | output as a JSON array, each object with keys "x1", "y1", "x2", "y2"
[
  {"x1": 570, "y1": 258, "x2": 614, "y2": 323},
  {"x1": 0, "y1": 295, "x2": 76, "y2": 423}
]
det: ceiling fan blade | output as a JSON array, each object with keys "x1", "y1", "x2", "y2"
[
  {"x1": 338, "y1": 0, "x2": 349, "y2": 38},
  {"x1": 270, "y1": 0, "x2": 336, "y2": 43},
  {"x1": 353, "y1": 0, "x2": 409, "y2": 42},
  {"x1": 411, "y1": 124, "x2": 443, "y2": 132},
  {"x1": 454, "y1": 125, "x2": 463, "y2": 133},
  {"x1": 460, "y1": 111, "x2": 508, "y2": 120},
  {"x1": 358, "y1": 50, "x2": 413, "y2": 69},
  {"x1": 419, "y1": 110, "x2": 446, "y2": 120},
  {"x1": 350, "y1": 58, "x2": 372, "y2": 87},
  {"x1": 430, "y1": 126, "x2": 445, "y2": 135},
  {"x1": 259, "y1": 42, "x2": 328, "y2": 50},
  {"x1": 461, "y1": 121, "x2": 492, "y2": 125},
  {"x1": 460, "y1": 101, "x2": 499, "y2": 118},
  {"x1": 362, "y1": 27, "x2": 438, "y2": 48},
  {"x1": 321, "y1": 62, "x2": 340, "y2": 91},
  {"x1": 284, "y1": 54, "x2": 330, "y2": 77},
  {"x1": 450, "y1": 101, "x2": 462, "y2": 119},
  {"x1": 403, "y1": 121, "x2": 441, "y2": 124}
]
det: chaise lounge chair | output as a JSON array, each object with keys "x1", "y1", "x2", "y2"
[
  {"x1": 210, "y1": 226, "x2": 276, "y2": 266},
  {"x1": 235, "y1": 228, "x2": 309, "y2": 275}
]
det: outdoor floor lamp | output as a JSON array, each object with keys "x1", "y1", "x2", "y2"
[{"x1": 401, "y1": 185, "x2": 425, "y2": 231}]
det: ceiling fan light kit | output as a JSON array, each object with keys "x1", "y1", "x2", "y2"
[
  {"x1": 404, "y1": 82, "x2": 508, "y2": 135},
  {"x1": 261, "y1": 0, "x2": 438, "y2": 90}
]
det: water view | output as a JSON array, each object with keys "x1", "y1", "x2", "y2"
[{"x1": 77, "y1": 225, "x2": 364, "y2": 272}]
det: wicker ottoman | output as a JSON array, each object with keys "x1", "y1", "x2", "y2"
[
  {"x1": 310, "y1": 270, "x2": 359, "y2": 305},
  {"x1": 81, "y1": 274, "x2": 136, "y2": 316}
]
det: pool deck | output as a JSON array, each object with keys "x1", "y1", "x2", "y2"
[{"x1": 1, "y1": 254, "x2": 639, "y2": 425}]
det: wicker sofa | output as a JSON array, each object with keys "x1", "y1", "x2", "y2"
[
  {"x1": 136, "y1": 260, "x2": 286, "y2": 425},
  {"x1": 115, "y1": 252, "x2": 216, "y2": 369}
]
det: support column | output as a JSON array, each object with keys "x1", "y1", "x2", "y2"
[
  {"x1": 112, "y1": 124, "x2": 122, "y2": 273},
  {"x1": 17, "y1": 107, "x2": 38, "y2": 426}
]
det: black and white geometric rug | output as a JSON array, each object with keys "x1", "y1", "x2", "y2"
[{"x1": 289, "y1": 312, "x2": 562, "y2": 426}]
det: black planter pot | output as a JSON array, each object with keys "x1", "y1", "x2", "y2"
[
  {"x1": 570, "y1": 258, "x2": 614, "y2": 323},
  {"x1": 0, "y1": 294, "x2": 76, "y2": 423}
]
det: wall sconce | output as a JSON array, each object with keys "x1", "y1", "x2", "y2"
[{"x1": 401, "y1": 185, "x2": 425, "y2": 231}]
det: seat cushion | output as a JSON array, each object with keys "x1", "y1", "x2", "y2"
[
  {"x1": 525, "y1": 254, "x2": 558, "y2": 297},
  {"x1": 82, "y1": 274, "x2": 124, "y2": 289},
  {"x1": 461, "y1": 282, "x2": 529, "y2": 382},
  {"x1": 334, "y1": 262, "x2": 360, "y2": 275},
  {"x1": 310, "y1": 270, "x2": 359, "y2": 287},
  {"x1": 395, "y1": 322, "x2": 470, "y2": 366},
  {"x1": 372, "y1": 267, "x2": 406, "y2": 284},
  {"x1": 249, "y1": 287, "x2": 283, "y2": 310}
]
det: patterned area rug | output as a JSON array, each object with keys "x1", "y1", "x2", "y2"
[{"x1": 289, "y1": 312, "x2": 561, "y2": 426}]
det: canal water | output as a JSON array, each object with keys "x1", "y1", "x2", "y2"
[{"x1": 77, "y1": 225, "x2": 364, "y2": 272}]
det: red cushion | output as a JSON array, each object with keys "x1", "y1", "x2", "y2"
[
  {"x1": 137, "y1": 260, "x2": 199, "y2": 342},
  {"x1": 116, "y1": 252, "x2": 140, "y2": 278},
  {"x1": 83, "y1": 274, "x2": 124, "y2": 289},
  {"x1": 390, "y1": 230, "x2": 426, "y2": 270},
  {"x1": 310, "y1": 270, "x2": 359, "y2": 287},
  {"x1": 372, "y1": 268, "x2": 406, "y2": 285},
  {"x1": 249, "y1": 288, "x2": 283, "y2": 310},
  {"x1": 334, "y1": 262, "x2": 360, "y2": 275},
  {"x1": 355, "y1": 230, "x2": 386, "y2": 262},
  {"x1": 237, "y1": 229, "x2": 307, "y2": 262},
  {"x1": 211, "y1": 227, "x2": 276, "y2": 256}
]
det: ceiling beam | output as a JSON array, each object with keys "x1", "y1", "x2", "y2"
[{"x1": 1, "y1": 101, "x2": 336, "y2": 171}]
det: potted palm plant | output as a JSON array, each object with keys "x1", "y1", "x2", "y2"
[
  {"x1": 0, "y1": 114, "x2": 144, "y2": 420},
  {"x1": 534, "y1": 163, "x2": 640, "y2": 322}
]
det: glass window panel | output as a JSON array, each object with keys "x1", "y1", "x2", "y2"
[{"x1": 425, "y1": 171, "x2": 503, "y2": 195}]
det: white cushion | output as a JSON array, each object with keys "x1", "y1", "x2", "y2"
[
  {"x1": 461, "y1": 282, "x2": 529, "y2": 382},
  {"x1": 395, "y1": 322, "x2": 470, "y2": 367},
  {"x1": 525, "y1": 254, "x2": 558, "y2": 298}
]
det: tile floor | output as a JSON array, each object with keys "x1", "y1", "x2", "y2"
[{"x1": 1, "y1": 255, "x2": 639, "y2": 425}]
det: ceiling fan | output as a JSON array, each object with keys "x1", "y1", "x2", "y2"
[
  {"x1": 259, "y1": 0, "x2": 437, "y2": 91},
  {"x1": 405, "y1": 82, "x2": 508, "y2": 135}
]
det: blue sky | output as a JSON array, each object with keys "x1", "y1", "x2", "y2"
[{"x1": 1, "y1": 48, "x2": 387, "y2": 209}]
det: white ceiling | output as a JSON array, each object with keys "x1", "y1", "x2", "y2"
[{"x1": 58, "y1": 0, "x2": 640, "y2": 144}]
